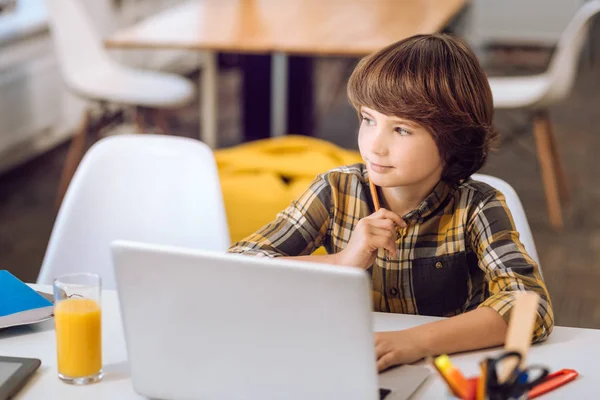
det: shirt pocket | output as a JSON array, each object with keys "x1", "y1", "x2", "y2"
[{"x1": 411, "y1": 252, "x2": 469, "y2": 317}]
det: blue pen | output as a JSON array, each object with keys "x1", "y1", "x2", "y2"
[
  {"x1": 506, "y1": 370, "x2": 530, "y2": 400},
  {"x1": 517, "y1": 371, "x2": 529, "y2": 385}
]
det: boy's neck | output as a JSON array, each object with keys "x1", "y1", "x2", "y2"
[{"x1": 380, "y1": 174, "x2": 442, "y2": 218}]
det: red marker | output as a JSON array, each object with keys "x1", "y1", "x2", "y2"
[{"x1": 528, "y1": 369, "x2": 578, "y2": 399}]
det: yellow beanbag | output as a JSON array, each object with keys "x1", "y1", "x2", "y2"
[{"x1": 215, "y1": 135, "x2": 362, "y2": 254}]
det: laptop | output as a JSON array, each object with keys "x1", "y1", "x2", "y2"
[{"x1": 111, "y1": 240, "x2": 430, "y2": 400}]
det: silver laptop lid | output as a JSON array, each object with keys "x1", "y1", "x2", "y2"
[{"x1": 111, "y1": 240, "x2": 379, "y2": 400}]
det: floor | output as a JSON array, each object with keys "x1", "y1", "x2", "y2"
[{"x1": 2, "y1": 35, "x2": 600, "y2": 330}]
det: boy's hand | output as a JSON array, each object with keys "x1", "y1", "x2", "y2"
[
  {"x1": 375, "y1": 330, "x2": 425, "y2": 372},
  {"x1": 336, "y1": 208, "x2": 405, "y2": 269}
]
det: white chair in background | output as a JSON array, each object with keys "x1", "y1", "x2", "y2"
[
  {"x1": 37, "y1": 134, "x2": 230, "y2": 290},
  {"x1": 488, "y1": 1, "x2": 600, "y2": 230},
  {"x1": 45, "y1": 0, "x2": 213, "y2": 204},
  {"x1": 472, "y1": 173, "x2": 541, "y2": 273}
]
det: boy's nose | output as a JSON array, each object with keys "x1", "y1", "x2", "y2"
[
  {"x1": 371, "y1": 147, "x2": 388, "y2": 157},
  {"x1": 370, "y1": 131, "x2": 389, "y2": 156}
]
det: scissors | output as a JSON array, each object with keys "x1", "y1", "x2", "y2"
[{"x1": 483, "y1": 351, "x2": 550, "y2": 400}]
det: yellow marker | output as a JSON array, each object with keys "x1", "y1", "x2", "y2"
[{"x1": 433, "y1": 355, "x2": 469, "y2": 399}]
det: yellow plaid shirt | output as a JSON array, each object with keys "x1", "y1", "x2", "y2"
[{"x1": 228, "y1": 164, "x2": 553, "y2": 342}]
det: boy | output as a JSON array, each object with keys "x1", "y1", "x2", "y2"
[{"x1": 229, "y1": 34, "x2": 553, "y2": 372}]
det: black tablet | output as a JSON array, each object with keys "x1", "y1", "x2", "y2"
[{"x1": 0, "y1": 356, "x2": 41, "y2": 400}]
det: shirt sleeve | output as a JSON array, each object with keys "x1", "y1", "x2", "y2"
[
  {"x1": 467, "y1": 189, "x2": 554, "y2": 342},
  {"x1": 227, "y1": 174, "x2": 332, "y2": 257}
]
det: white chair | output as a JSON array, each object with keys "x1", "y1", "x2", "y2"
[
  {"x1": 45, "y1": 0, "x2": 206, "y2": 204},
  {"x1": 37, "y1": 134, "x2": 230, "y2": 290},
  {"x1": 472, "y1": 173, "x2": 540, "y2": 270},
  {"x1": 488, "y1": 1, "x2": 600, "y2": 230}
]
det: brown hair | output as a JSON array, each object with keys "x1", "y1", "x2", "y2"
[{"x1": 347, "y1": 33, "x2": 498, "y2": 184}]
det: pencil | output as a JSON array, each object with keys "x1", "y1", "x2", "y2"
[
  {"x1": 370, "y1": 179, "x2": 390, "y2": 259},
  {"x1": 369, "y1": 180, "x2": 381, "y2": 211}
]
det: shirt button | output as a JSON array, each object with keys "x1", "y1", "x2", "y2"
[
  {"x1": 435, "y1": 261, "x2": 443, "y2": 269},
  {"x1": 390, "y1": 288, "x2": 399, "y2": 296}
]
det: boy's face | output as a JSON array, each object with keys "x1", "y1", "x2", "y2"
[{"x1": 358, "y1": 106, "x2": 443, "y2": 188}]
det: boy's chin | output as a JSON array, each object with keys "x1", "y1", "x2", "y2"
[
  {"x1": 370, "y1": 173, "x2": 424, "y2": 188},
  {"x1": 370, "y1": 175, "x2": 407, "y2": 188}
]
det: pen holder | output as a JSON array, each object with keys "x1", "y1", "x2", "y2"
[
  {"x1": 432, "y1": 353, "x2": 578, "y2": 400},
  {"x1": 441, "y1": 375, "x2": 532, "y2": 400}
]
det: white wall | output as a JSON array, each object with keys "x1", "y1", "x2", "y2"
[
  {"x1": 0, "y1": 0, "x2": 76, "y2": 173},
  {"x1": 0, "y1": 0, "x2": 197, "y2": 173}
]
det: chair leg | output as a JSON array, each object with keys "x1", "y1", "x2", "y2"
[
  {"x1": 134, "y1": 106, "x2": 147, "y2": 133},
  {"x1": 533, "y1": 111, "x2": 565, "y2": 230},
  {"x1": 546, "y1": 117, "x2": 571, "y2": 204},
  {"x1": 152, "y1": 109, "x2": 171, "y2": 135},
  {"x1": 56, "y1": 109, "x2": 91, "y2": 208},
  {"x1": 200, "y1": 51, "x2": 218, "y2": 148}
]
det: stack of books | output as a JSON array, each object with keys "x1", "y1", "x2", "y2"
[{"x1": 0, "y1": 270, "x2": 53, "y2": 329}]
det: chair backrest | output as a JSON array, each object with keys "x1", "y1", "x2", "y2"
[
  {"x1": 546, "y1": 0, "x2": 600, "y2": 104},
  {"x1": 38, "y1": 134, "x2": 230, "y2": 289},
  {"x1": 45, "y1": 0, "x2": 114, "y2": 89},
  {"x1": 471, "y1": 174, "x2": 541, "y2": 270}
]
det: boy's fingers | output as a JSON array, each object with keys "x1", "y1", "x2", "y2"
[
  {"x1": 374, "y1": 208, "x2": 406, "y2": 228},
  {"x1": 370, "y1": 226, "x2": 395, "y2": 239},
  {"x1": 386, "y1": 240, "x2": 398, "y2": 256},
  {"x1": 368, "y1": 218, "x2": 396, "y2": 231},
  {"x1": 371, "y1": 236, "x2": 398, "y2": 256},
  {"x1": 375, "y1": 342, "x2": 388, "y2": 359},
  {"x1": 377, "y1": 352, "x2": 396, "y2": 372}
]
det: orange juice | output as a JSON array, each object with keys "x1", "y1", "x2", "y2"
[{"x1": 54, "y1": 298, "x2": 102, "y2": 378}]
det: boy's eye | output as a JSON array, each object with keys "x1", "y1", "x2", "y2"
[
  {"x1": 395, "y1": 127, "x2": 411, "y2": 136},
  {"x1": 361, "y1": 116, "x2": 375, "y2": 126}
]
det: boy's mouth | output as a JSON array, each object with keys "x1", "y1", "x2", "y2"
[{"x1": 368, "y1": 160, "x2": 394, "y2": 172}]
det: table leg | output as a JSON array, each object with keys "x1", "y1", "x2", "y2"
[
  {"x1": 200, "y1": 51, "x2": 218, "y2": 148},
  {"x1": 240, "y1": 54, "x2": 314, "y2": 140},
  {"x1": 242, "y1": 54, "x2": 272, "y2": 141},
  {"x1": 271, "y1": 52, "x2": 288, "y2": 137},
  {"x1": 286, "y1": 55, "x2": 314, "y2": 136}
]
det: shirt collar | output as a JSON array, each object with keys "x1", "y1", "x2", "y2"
[
  {"x1": 402, "y1": 180, "x2": 452, "y2": 223},
  {"x1": 361, "y1": 166, "x2": 452, "y2": 224}
]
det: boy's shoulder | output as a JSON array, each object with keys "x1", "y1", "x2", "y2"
[
  {"x1": 456, "y1": 177, "x2": 501, "y2": 202},
  {"x1": 318, "y1": 163, "x2": 369, "y2": 186}
]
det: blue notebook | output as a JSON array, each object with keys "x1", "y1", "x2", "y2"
[{"x1": 0, "y1": 270, "x2": 54, "y2": 329}]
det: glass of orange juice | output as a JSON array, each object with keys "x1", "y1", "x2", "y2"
[{"x1": 53, "y1": 273, "x2": 103, "y2": 385}]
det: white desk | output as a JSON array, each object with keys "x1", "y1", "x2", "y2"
[{"x1": 0, "y1": 285, "x2": 596, "y2": 399}]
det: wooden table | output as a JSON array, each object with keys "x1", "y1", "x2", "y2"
[
  {"x1": 105, "y1": 0, "x2": 467, "y2": 146},
  {"x1": 2, "y1": 285, "x2": 595, "y2": 399}
]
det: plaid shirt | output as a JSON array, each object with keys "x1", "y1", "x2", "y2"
[{"x1": 228, "y1": 164, "x2": 553, "y2": 342}]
